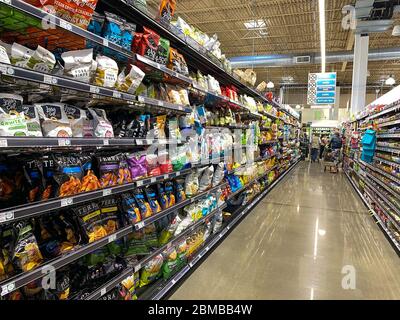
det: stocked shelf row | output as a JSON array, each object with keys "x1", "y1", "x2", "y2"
[
  {"x1": 344, "y1": 171, "x2": 400, "y2": 253},
  {"x1": 374, "y1": 156, "x2": 400, "y2": 169},
  {"x1": 84, "y1": 202, "x2": 227, "y2": 300},
  {"x1": 375, "y1": 146, "x2": 400, "y2": 155},
  {"x1": 360, "y1": 160, "x2": 400, "y2": 185},
  {"x1": 144, "y1": 158, "x2": 300, "y2": 300},
  {"x1": 0, "y1": 157, "x2": 231, "y2": 225}
]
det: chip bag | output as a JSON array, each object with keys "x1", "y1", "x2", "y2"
[
  {"x1": 53, "y1": 155, "x2": 82, "y2": 197},
  {"x1": 74, "y1": 202, "x2": 107, "y2": 243},
  {"x1": 36, "y1": 103, "x2": 73, "y2": 138}
]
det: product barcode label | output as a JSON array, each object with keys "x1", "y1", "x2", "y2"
[
  {"x1": 136, "y1": 180, "x2": 143, "y2": 187},
  {"x1": 108, "y1": 234, "x2": 117, "y2": 243},
  {"x1": 0, "y1": 139, "x2": 7, "y2": 147},
  {"x1": 0, "y1": 211, "x2": 14, "y2": 223},
  {"x1": 103, "y1": 38, "x2": 109, "y2": 47},
  {"x1": 0, "y1": 0, "x2": 11, "y2": 5},
  {"x1": 164, "y1": 174, "x2": 169, "y2": 180},
  {"x1": 171, "y1": 279, "x2": 176, "y2": 285},
  {"x1": 113, "y1": 91, "x2": 122, "y2": 99},
  {"x1": 103, "y1": 139, "x2": 109, "y2": 146},
  {"x1": 60, "y1": 20, "x2": 72, "y2": 31},
  {"x1": 205, "y1": 247, "x2": 210, "y2": 252},
  {"x1": 157, "y1": 100, "x2": 163, "y2": 106},
  {"x1": 58, "y1": 138, "x2": 71, "y2": 147},
  {"x1": 1, "y1": 282, "x2": 15, "y2": 296},
  {"x1": 60, "y1": 198, "x2": 73, "y2": 207},
  {"x1": 138, "y1": 96, "x2": 145, "y2": 103},
  {"x1": 100, "y1": 288, "x2": 107, "y2": 296},
  {"x1": 151, "y1": 177, "x2": 156, "y2": 183},
  {"x1": 136, "y1": 139, "x2": 143, "y2": 145},
  {"x1": 156, "y1": 63, "x2": 161, "y2": 69},
  {"x1": 90, "y1": 86, "x2": 100, "y2": 94},
  {"x1": 103, "y1": 189, "x2": 111, "y2": 197}
]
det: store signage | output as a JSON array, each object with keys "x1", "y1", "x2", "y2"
[{"x1": 307, "y1": 72, "x2": 337, "y2": 105}]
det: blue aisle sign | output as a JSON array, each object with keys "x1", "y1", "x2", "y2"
[{"x1": 307, "y1": 72, "x2": 337, "y2": 105}]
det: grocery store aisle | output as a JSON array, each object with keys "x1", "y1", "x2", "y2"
[{"x1": 170, "y1": 161, "x2": 400, "y2": 300}]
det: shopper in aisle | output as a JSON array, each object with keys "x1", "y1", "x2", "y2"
[
  {"x1": 310, "y1": 134, "x2": 320, "y2": 162},
  {"x1": 329, "y1": 131, "x2": 343, "y2": 172},
  {"x1": 319, "y1": 135, "x2": 328, "y2": 160}
]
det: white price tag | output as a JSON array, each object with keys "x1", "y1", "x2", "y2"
[
  {"x1": 108, "y1": 234, "x2": 117, "y2": 243},
  {"x1": 60, "y1": 20, "x2": 72, "y2": 30},
  {"x1": 136, "y1": 180, "x2": 143, "y2": 187},
  {"x1": 103, "y1": 189, "x2": 111, "y2": 197},
  {"x1": 0, "y1": 64, "x2": 7, "y2": 74},
  {"x1": 60, "y1": 198, "x2": 73, "y2": 207},
  {"x1": 103, "y1": 38, "x2": 109, "y2": 47},
  {"x1": 100, "y1": 288, "x2": 107, "y2": 297},
  {"x1": 43, "y1": 75, "x2": 54, "y2": 84},
  {"x1": 138, "y1": 96, "x2": 145, "y2": 103},
  {"x1": 103, "y1": 139, "x2": 109, "y2": 146},
  {"x1": 1, "y1": 282, "x2": 15, "y2": 296},
  {"x1": 227, "y1": 226, "x2": 230, "y2": 230},
  {"x1": 58, "y1": 138, "x2": 71, "y2": 147},
  {"x1": 0, "y1": 211, "x2": 14, "y2": 223},
  {"x1": 164, "y1": 174, "x2": 169, "y2": 180},
  {"x1": 134, "y1": 264, "x2": 142, "y2": 273},
  {"x1": 176, "y1": 172, "x2": 180, "y2": 177},
  {"x1": 151, "y1": 177, "x2": 156, "y2": 183},
  {"x1": 6, "y1": 66, "x2": 14, "y2": 75},
  {"x1": 171, "y1": 279, "x2": 176, "y2": 285},
  {"x1": 136, "y1": 140, "x2": 143, "y2": 145},
  {"x1": 156, "y1": 63, "x2": 161, "y2": 69},
  {"x1": 0, "y1": 0, "x2": 11, "y2": 5},
  {"x1": 90, "y1": 86, "x2": 100, "y2": 94},
  {"x1": 189, "y1": 262, "x2": 193, "y2": 267},
  {"x1": 0, "y1": 139, "x2": 7, "y2": 147},
  {"x1": 157, "y1": 100, "x2": 164, "y2": 106},
  {"x1": 113, "y1": 91, "x2": 122, "y2": 99},
  {"x1": 219, "y1": 233, "x2": 223, "y2": 239},
  {"x1": 205, "y1": 247, "x2": 210, "y2": 252},
  {"x1": 136, "y1": 221, "x2": 145, "y2": 230}
]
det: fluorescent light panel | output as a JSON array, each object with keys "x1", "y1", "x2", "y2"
[{"x1": 318, "y1": 0, "x2": 326, "y2": 73}]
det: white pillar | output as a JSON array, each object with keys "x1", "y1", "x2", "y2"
[
  {"x1": 351, "y1": 33, "x2": 369, "y2": 115},
  {"x1": 279, "y1": 86, "x2": 284, "y2": 104},
  {"x1": 330, "y1": 86, "x2": 340, "y2": 120}
]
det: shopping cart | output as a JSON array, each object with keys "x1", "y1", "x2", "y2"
[{"x1": 322, "y1": 146, "x2": 340, "y2": 173}]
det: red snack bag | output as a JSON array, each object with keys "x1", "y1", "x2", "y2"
[
  {"x1": 132, "y1": 32, "x2": 143, "y2": 53},
  {"x1": 138, "y1": 27, "x2": 160, "y2": 61},
  {"x1": 160, "y1": 161, "x2": 173, "y2": 174},
  {"x1": 74, "y1": 0, "x2": 99, "y2": 29}
]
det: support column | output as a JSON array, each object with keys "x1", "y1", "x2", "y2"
[
  {"x1": 330, "y1": 86, "x2": 340, "y2": 120},
  {"x1": 279, "y1": 86, "x2": 284, "y2": 104},
  {"x1": 351, "y1": 33, "x2": 369, "y2": 115}
]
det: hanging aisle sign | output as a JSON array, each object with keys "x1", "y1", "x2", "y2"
[{"x1": 307, "y1": 72, "x2": 337, "y2": 105}]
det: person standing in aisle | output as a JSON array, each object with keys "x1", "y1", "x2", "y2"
[
  {"x1": 311, "y1": 134, "x2": 320, "y2": 162},
  {"x1": 329, "y1": 131, "x2": 343, "y2": 172},
  {"x1": 319, "y1": 135, "x2": 328, "y2": 160}
]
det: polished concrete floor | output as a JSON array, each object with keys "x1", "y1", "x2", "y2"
[{"x1": 170, "y1": 161, "x2": 400, "y2": 300}]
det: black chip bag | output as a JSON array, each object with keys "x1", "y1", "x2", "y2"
[
  {"x1": 120, "y1": 192, "x2": 142, "y2": 224},
  {"x1": 97, "y1": 154, "x2": 120, "y2": 188},
  {"x1": 39, "y1": 155, "x2": 56, "y2": 201},
  {"x1": 73, "y1": 202, "x2": 107, "y2": 243},
  {"x1": 53, "y1": 155, "x2": 83, "y2": 197},
  {"x1": 100, "y1": 196, "x2": 120, "y2": 235},
  {"x1": 23, "y1": 158, "x2": 42, "y2": 203},
  {"x1": 133, "y1": 188, "x2": 152, "y2": 219},
  {"x1": 0, "y1": 226, "x2": 15, "y2": 281}
]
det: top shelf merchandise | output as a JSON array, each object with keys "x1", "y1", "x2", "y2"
[{"x1": 0, "y1": 0, "x2": 301, "y2": 301}]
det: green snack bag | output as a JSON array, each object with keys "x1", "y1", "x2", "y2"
[
  {"x1": 139, "y1": 254, "x2": 163, "y2": 287},
  {"x1": 144, "y1": 223, "x2": 159, "y2": 250},
  {"x1": 125, "y1": 229, "x2": 148, "y2": 256},
  {"x1": 162, "y1": 247, "x2": 178, "y2": 280}
]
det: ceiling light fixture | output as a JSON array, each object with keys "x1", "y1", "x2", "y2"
[
  {"x1": 295, "y1": 105, "x2": 301, "y2": 109},
  {"x1": 318, "y1": 0, "x2": 326, "y2": 73},
  {"x1": 385, "y1": 75, "x2": 396, "y2": 86},
  {"x1": 244, "y1": 19, "x2": 266, "y2": 30},
  {"x1": 267, "y1": 81, "x2": 275, "y2": 89}
]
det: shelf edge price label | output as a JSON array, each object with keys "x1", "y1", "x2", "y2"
[
  {"x1": 1, "y1": 282, "x2": 15, "y2": 296},
  {"x1": 113, "y1": 91, "x2": 122, "y2": 99},
  {"x1": 58, "y1": 138, "x2": 71, "y2": 147},
  {"x1": 90, "y1": 86, "x2": 100, "y2": 94},
  {"x1": 100, "y1": 288, "x2": 107, "y2": 297},
  {"x1": 0, "y1": 211, "x2": 14, "y2": 223},
  {"x1": 136, "y1": 180, "x2": 143, "y2": 187},
  {"x1": 108, "y1": 234, "x2": 117, "y2": 243},
  {"x1": 138, "y1": 96, "x2": 145, "y2": 103},
  {"x1": 0, "y1": 64, "x2": 7, "y2": 74},
  {"x1": 103, "y1": 139, "x2": 109, "y2": 146},
  {"x1": 103, "y1": 38, "x2": 109, "y2": 47},
  {"x1": 134, "y1": 264, "x2": 142, "y2": 273},
  {"x1": 44, "y1": 75, "x2": 57, "y2": 85},
  {"x1": 135, "y1": 221, "x2": 144, "y2": 230},
  {"x1": 60, "y1": 197, "x2": 73, "y2": 207},
  {"x1": 150, "y1": 177, "x2": 156, "y2": 183},
  {"x1": 157, "y1": 100, "x2": 164, "y2": 107},
  {"x1": 103, "y1": 189, "x2": 111, "y2": 197},
  {"x1": 60, "y1": 20, "x2": 72, "y2": 31},
  {"x1": 0, "y1": 139, "x2": 7, "y2": 148},
  {"x1": 0, "y1": 0, "x2": 11, "y2": 4}
]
